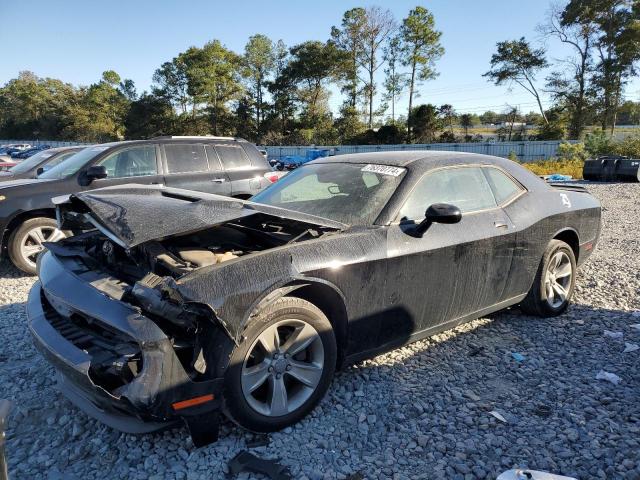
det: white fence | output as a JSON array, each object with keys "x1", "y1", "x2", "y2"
[{"x1": 2, "y1": 139, "x2": 574, "y2": 162}]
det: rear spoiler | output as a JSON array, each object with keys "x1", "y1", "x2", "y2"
[{"x1": 547, "y1": 183, "x2": 588, "y2": 193}]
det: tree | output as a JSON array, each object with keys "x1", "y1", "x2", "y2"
[
  {"x1": 63, "y1": 71, "x2": 131, "y2": 142},
  {"x1": 539, "y1": 4, "x2": 596, "y2": 138},
  {"x1": 243, "y1": 34, "x2": 275, "y2": 139},
  {"x1": 267, "y1": 40, "x2": 297, "y2": 138},
  {"x1": 0, "y1": 71, "x2": 79, "y2": 139},
  {"x1": 399, "y1": 6, "x2": 444, "y2": 142},
  {"x1": 484, "y1": 37, "x2": 550, "y2": 125},
  {"x1": 459, "y1": 113, "x2": 474, "y2": 138},
  {"x1": 283, "y1": 41, "x2": 347, "y2": 125},
  {"x1": 479, "y1": 110, "x2": 499, "y2": 124},
  {"x1": 409, "y1": 103, "x2": 441, "y2": 142},
  {"x1": 562, "y1": 0, "x2": 640, "y2": 133},
  {"x1": 331, "y1": 8, "x2": 367, "y2": 109},
  {"x1": 358, "y1": 6, "x2": 396, "y2": 129},
  {"x1": 125, "y1": 93, "x2": 175, "y2": 139},
  {"x1": 153, "y1": 58, "x2": 190, "y2": 114},
  {"x1": 382, "y1": 35, "x2": 409, "y2": 123},
  {"x1": 438, "y1": 104, "x2": 456, "y2": 132}
]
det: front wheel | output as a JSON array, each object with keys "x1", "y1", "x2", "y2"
[
  {"x1": 520, "y1": 239, "x2": 576, "y2": 317},
  {"x1": 224, "y1": 296, "x2": 337, "y2": 432},
  {"x1": 8, "y1": 217, "x2": 67, "y2": 275}
]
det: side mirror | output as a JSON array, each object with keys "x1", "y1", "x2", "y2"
[
  {"x1": 414, "y1": 203, "x2": 462, "y2": 237},
  {"x1": 85, "y1": 165, "x2": 108, "y2": 182},
  {"x1": 36, "y1": 167, "x2": 44, "y2": 176}
]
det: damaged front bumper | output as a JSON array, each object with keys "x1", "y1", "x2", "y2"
[{"x1": 27, "y1": 251, "x2": 224, "y2": 444}]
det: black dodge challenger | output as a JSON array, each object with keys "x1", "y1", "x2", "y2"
[{"x1": 27, "y1": 151, "x2": 601, "y2": 445}]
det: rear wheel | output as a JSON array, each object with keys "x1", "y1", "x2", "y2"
[
  {"x1": 520, "y1": 239, "x2": 576, "y2": 317},
  {"x1": 8, "y1": 217, "x2": 66, "y2": 275},
  {"x1": 223, "y1": 296, "x2": 336, "y2": 432}
]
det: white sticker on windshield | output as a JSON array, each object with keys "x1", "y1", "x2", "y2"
[{"x1": 361, "y1": 164, "x2": 404, "y2": 177}]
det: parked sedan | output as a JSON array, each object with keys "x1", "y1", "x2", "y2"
[
  {"x1": 0, "y1": 146, "x2": 83, "y2": 182},
  {"x1": 28, "y1": 151, "x2": 601, "y2": 446},
  {"x1": 0, "y1": 159, "x2": 17, "y2": 172}
]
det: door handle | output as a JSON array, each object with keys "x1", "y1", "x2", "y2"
[
  {"x1": 494, "y1": 221, "x2": 508, "y2": 228},
  {"x1": 211, "y1": 178, "x2": 226, "y2": 183}
]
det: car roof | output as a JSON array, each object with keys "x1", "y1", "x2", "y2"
[
  {"x1": 92, "y1": 137, "x2": 251, "y2": 149},
  {"x1": 311, "y1": 150, "x2": 514, "y2": 170}
]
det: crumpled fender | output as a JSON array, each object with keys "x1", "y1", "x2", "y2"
[{"x1": 174, "y1": 249, "x2": 301, "y2": 342}]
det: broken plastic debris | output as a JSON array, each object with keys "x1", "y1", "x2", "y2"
[
  {"x1": 489, "y1": 410, "x2": 507, "y2": 423},
  {"x1": 497, "y1": 469, "x2": 577, "y2": 480},
  {"x1": 511, "y1": 352, "x2": 526, "y2": 362},
  {"x1": 623, "y1": 342, "x2": 639, "y2": 353},
  {"x1": 595, "y1": 370, "x2": 621, "y2": 385},
  {"x1": 603, "y1": 330, "x2": 623, "y2": 339}
]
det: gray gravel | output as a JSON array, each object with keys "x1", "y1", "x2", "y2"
[{"x1": 2, "y1": 182, "x2": 639, "y2": 480}]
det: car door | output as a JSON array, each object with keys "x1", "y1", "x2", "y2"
[
  {"x1": 382, "y1": 165, "x2": 516, "y2": 345},
  {"x1": 215, "y1": 144, "x2": 263, "y2": 198},
  {"x1": 162, "y1": 143, "x2": 231, "y2": 195},
  {"x1": 87, "y1": 144, "x2": 163, "y2": 190}
]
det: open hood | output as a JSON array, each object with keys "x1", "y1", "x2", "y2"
[{"x1": 57, "y1": 184, "x2": 347, "y2": 248}]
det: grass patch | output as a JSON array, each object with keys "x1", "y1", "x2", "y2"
[{"x1": 521, "y1": 158, "x2": 584, "y2": 179}]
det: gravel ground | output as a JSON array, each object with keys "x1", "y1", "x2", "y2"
[{"x1": 2, "y1": 182, "x2": 639, "y2": 480}]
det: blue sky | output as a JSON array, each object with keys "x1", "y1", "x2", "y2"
[{"x1": 1, "y1": 0, "x2": 638, "y2": 117}]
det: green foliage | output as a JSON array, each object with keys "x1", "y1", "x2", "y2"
[
  {"x1": 400, "y1": 6, "x2": 444, "y2": 141},
  {"x1": 556, "y1": 142, "x2": 588, "y2": 161},
  {"x1": 124, "y1": 93, "x2": 175, "y2": 139},
  {"x1": 484, "y1": 37, "x2": 549, "y2": 123},
  {"x1": 584, "y1": 130, "x2": 614, "y2": 156},
  {"x1": 522, "y1": 158, "x2": 584, "y2": 179},
  {"x1": 612, "y1": 134, "x2": 640, "y2": 158},
  {"x1": 409, "y1": 104, "x2": 441, "y2": 143}
]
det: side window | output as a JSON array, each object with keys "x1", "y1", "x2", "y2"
[
  {"x1": 483, "y1": 167, "x2": 524, "y2": 205},
  {"x1": 215, "y1": 145, "x2": 251, "y2": 170},
  {"x1": 43, "y1": 151, "x2": 76, "y2": 171},
  {"x1": 399, "y1": 166, "x2": 497, "y2": 221},
  {"x1": 204, "y1": 146, "x2": 223, "y2": 171},
  {"x1": 164, "y1": 144, "x2": 208, "y2": 174},
  {"x1": 98, "y1": 145, "x2": 157, "y2": 178}
]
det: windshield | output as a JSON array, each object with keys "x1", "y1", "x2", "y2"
[
  {"x1": 38, "y1": 146, "x2": 108, "y2": 179},
  {"x1": 251, "y1": 163, "x2": 405, "y2": 225},
  {"x1": 8, "y1": 150, "x2": 55, "y2": 174}
]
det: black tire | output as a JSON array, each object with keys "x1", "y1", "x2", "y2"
[
  {"x1": 223, "y1": 296, "x2": 337, "y2": 433},
  {"x1": 520, "y1": 239, "x2": 576, "y2": 317},
  {"x1": 8, "y1": 217, "x2": 64, "y2": 275}
]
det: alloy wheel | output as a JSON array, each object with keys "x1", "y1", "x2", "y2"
[
  {"x1": 19, "y1": 225, "x2": 66, "y2": 269},
  {"x1": 241, "y1": 319, "x2": 325, "y2": 417},
  {"x1": 544, "y1": 250, "x2": 573, "y2": 309}
]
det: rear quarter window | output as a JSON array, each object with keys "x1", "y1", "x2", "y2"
[
  {"x1": 483, "y1": 167, "x2": 525, "y2": 205},
  {"x1": 164, "y1": 144, "x2": 209, "y2": 173},
  {"x1": 215, "y1": 145, "x2": 252, "y2": 170}
]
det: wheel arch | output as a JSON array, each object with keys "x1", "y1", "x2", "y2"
[
  {"x1": 2, "y1": 208, "x2": 57, "y2": 250},
  {"x1": 552, "y1": 228, "x2": 580, "y2": 261},
  {"x1": 248, "y1": 278, "x2": 349, "y2": 368}
]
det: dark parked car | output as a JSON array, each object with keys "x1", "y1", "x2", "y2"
[
  {"x1": 27, "y1": 151, "x2": 601, "y2": 446},
  {"x1": 0, "y1": 146, "x2": 83, "y2": 182},
  {"x1": 12, "y1": 146, "x2": 49, "y2": 159},
  {"x1": 0, "y1": 136, "x2": 272, "y2": 274}
]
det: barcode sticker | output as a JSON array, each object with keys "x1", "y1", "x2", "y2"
[{"x1": 361, "y1": 164, "x2": 405, "y2": 177}]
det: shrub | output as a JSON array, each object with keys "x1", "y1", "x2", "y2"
[
  {"x1": 522, "y1": 158, "x2": 584, "y2": 179},
  {"x1": 612, "y1": 134, "x2": 640, "y2": 158},
  {"x1": 556, "y1": 142, "x2": 588, "y2": 162},
  {"x1": 584, "y1": 130, "x2": 614, "y2": 157}
]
